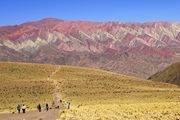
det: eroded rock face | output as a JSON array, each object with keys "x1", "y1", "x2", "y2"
[
  {"x1": 1, "y1": 18, "x2": 180, "y2": 57},
  {"x1": 0, "y1": 18, "x2": 180, "y2": 78}
]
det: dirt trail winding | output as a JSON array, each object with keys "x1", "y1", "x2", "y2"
[
  {"x1": 0, "y1": 66, "x2": 67, "y2": 120},
  {"x1": 51, "y1": 67, "x2": 67, "y2": 111}
]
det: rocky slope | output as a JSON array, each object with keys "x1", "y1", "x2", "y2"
[{"x1": 0, "y1": 18, "x2": 180, "y2": 78}]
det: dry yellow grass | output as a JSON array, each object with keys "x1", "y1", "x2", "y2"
[
  {"x1": 0, "y1": 62, "x2": 59, "y2": 113},
  {"x1": 51, "y1": 66, "x2": 180, "y2": 120},
  {"x1": 0, "y1": 62, "x2": 58, "y2": 81},
  {"x1": 1, "y1": 62, "x2": 180, "y2": 119}
]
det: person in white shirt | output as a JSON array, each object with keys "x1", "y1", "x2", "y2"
[{"x1": 22, "y1": 104, "x2": 26, "y2": 113}]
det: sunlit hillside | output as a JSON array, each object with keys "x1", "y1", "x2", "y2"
[
  {"x1": 148, "y1": 62, "x2": 180, "y2": 85},
  {"x1": 0, "y1": 62, "x2": 58, "y2": 113},
  {"x1": 52, "y1": 66, "x2": 180, "y2": 120},
  {"x1": 1, "y1": 62, "x2": 180, "y2": 119}
]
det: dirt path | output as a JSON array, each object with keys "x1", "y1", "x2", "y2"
[
  {"x1": 49, "y1": 66, "x2": 66, "y2": 110},
  {"x1": 48, "y1": 66, "x2": 61, "y2": 79},
  {"x1": 0, "y1": 109, "x2": 60, "y2": 120},
  {"x1": 52, "y1": 79, "x2": 66, "y2": 111},
  {"x1": 0, "y1": 66, "x2": 67, "y2": 120}
]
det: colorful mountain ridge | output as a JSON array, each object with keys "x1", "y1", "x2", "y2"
[
  {"x1": 0, "y1": 18, "x2": 180, "y2": 57},
  {"x1": 0, "y1": 18, "x2": 180, "y2": 79}
]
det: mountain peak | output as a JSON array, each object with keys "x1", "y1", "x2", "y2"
[
  {"x1": 21, "y1": 18, "x2": 64, "y2": 27},
  {"x1": 38, "y1": 18, "x2": 64, "y2": 22}
]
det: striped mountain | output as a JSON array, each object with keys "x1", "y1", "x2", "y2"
[{"x1": 0, "y1": 18, "x2": 180, "y2": 78}]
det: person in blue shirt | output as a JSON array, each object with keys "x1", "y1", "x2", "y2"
[
  {"x1": 17, "y1": 105, "x2": 21, "y2": 113},
  {"x1": 46, "y1": 103, "x2": 49, "y2": 111},
  {"x1": 67, "y1": 102, "x2": 70, "y2": 109}
]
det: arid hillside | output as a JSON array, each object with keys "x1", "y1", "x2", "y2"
[
  {"x1": 148, "y1": 62, "x2": 180, "y2": 85},
  {"x1": 1, "y1": 62, "x2": 180, "y2": 119},
  {"x1": 0, "y1": 49, "x2": 179, "y2": 79},
  {"x1": 52, "y1": 66, "x2": 180, "y2": 119},
  {"x1": 0, "y1": 62, "x2": 58, "y2": 113}
]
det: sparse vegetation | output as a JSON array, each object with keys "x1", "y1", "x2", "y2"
[
  {"x1": 148, "y1": 62, "x2": 180, "y2": 85},
  {"x1": 52, "y1": 66, "x2": 180, "y2": 119},
  {"x1": 0, "y1": 62, "x2": 58, "y2": 113},
  {"x1": 1, "y1": 62, "x2": 180, "y2": 119}
]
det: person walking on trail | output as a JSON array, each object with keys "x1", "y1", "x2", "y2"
[
  {"x1": 17, "y1": 104, "x2": 21, "y2": 113},
  {"x1": 37, "y1": 104, "x2": 41, "y2": 112},
  {"x1": 67, "y1": 102, "x2": 70, "y2": 109},
  {"x1": 46, "y1": 103, "x2": 49, "y2": 111},
  {"x1": 52, "y1": 101, "x2": 55, "y2": 106},
  {"x1": 22, "y1": 104, "x2": 26, "y2": 113},
  {"x1": 57, "y1": 105, "x2": 59, "y2": 109}
]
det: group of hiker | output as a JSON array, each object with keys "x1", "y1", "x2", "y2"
[
  {"x1": 17, "y1": 104, "x2": 26, "y2": 114},
  {"x1": 16, "y1": 76, "x2": 72, "y2": 114},
  {"x1": 37, "y1": 103, "x2": 49, "y2": 112},
  {"x1": 51, "y1": 100, "x2": 70, "y2": 109},
  {"x1": 17, "y1": 101, "x2": 70, "y2": 113},
  {"x1": 17, "y1": 103, "x2": 48, "y2": 114}
]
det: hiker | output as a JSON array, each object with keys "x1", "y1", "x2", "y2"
[
  {"x1": 37, "y1": 104, "x2": 41, "y2": 112},
  {"x1": 52, "y1": 101, "x2": 55, "y2": 106},
  {"x1": 46, "y1": 103, "x2": 49, "y2": 111},
  {"x1": 22, "y1": 104, "x2": 26, "y2": 113},
  {"x1": 17, "y1": 104, "x2": 21, "y2": 113},
  {"x1": 67, "y1": 102, "x2": 70, "y2": 109}
]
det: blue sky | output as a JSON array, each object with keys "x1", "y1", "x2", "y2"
[{"x1": 0, "y1": 0, "x2": 180, "y2": 26}]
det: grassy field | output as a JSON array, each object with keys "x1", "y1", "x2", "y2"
[
  {"x1": 1, "y1": 62, "x2": 180, "y2": 119},
  {"x1": 0, "y1": 62, "x2": 58, "y2": 113},
  {"x1": 51, "y1": 66, "x2": 180, "y2": 120}
]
